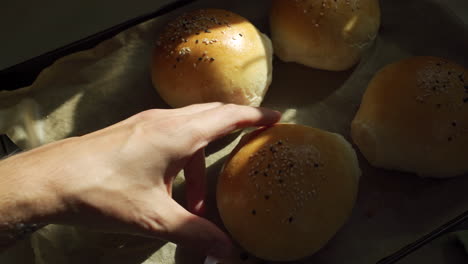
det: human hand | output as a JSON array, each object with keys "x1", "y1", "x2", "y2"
[{"x1": 0, "y1": 103, "x2": 281, "y2": 258}]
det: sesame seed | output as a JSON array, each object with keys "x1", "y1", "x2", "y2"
[
  {"x1": 178, "y1": 47, "x2": 191, "y2": 55},
  {"x1": 210, "y1": 57, "x2": 215, "y2": 62},
  {"x1": 239, "y1": 33, "x2": 243, "y2": 37}
]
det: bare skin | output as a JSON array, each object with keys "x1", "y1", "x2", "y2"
[{"x1": 0, "y1": 103, "x2": 281, "y2": 259}]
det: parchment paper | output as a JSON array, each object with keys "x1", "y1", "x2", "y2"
[{"x1": 1, "y1": 0, "x2": 468, "y2": 263}]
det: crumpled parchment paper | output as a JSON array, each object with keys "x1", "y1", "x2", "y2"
[{"x1": 1, "y1": 0, "x2": 468, "y2": 263}]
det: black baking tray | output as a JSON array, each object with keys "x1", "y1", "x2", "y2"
[
  {"x1": 0, "y1": 0, "x2": 196, "y2": 163},
  {"x1": 0, "y1": 0, "x2": 467, "y2": 263}
]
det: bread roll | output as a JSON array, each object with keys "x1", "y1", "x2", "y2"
[
  {"x1": 151, "y1": 9, "x2": 273, "y2": 108},
  {"x1": 217, "y1": 124, "x2": 360, "y2": 261},
  {"x1": 270, "y1": 0, "x2": 380, "y2": 71},
  {"x1": 352, "y1": 56, "x2": 468, "y2": 178}
]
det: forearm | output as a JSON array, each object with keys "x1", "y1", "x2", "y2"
[{"x1": 0, "y1": 151, "x2": 66, "y2": 249}]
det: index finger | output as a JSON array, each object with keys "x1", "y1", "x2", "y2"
[{"x1": 190, "y1": 104, "x2": 281, "y2": 146}]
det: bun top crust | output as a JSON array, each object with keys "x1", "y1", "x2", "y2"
[
  {"x1": 270, "y1": 0, "x2": 380, "y2": 70},
  {"x1": 352, "y1": 56, "x2": 468, "y2": 177},
  {"x1": 217, "y1": 124, "x2": 360, "y2": 261},
  {"x1": 152, "y1": 9, "x2": 273, "y2": 107}
]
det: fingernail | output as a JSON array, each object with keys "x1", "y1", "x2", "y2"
[
  {"x1": 193, "y1": 200, "x2": 206, "y2": 215},
  {"x1": 273, "y1": 110, "x2": 282, "y2": 120}
]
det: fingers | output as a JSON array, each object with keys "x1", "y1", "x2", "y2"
[
  {"x1": 123, "y1": 103, "x2": 224, "y2": 128},
  {"x1": 151, "y1": 196, "x2": 236, "y2": 259},
  {"x1": 160, "y1": 102, "x2": 225, "y2": 118},
  {"x1": 176, "y1": 102, "x2": 224, "y2": 114},
  {"x1": 192, "y1": 104, "x2": 281, "y2": 145},
  {"x1": 183, "y1": 148, "x2": 206, "y2": 216}
]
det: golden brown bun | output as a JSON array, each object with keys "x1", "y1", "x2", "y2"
[
  {"x1": 217, "y1": 124, "x2": 360, "y2": 261},
  {"x1": 352, "y1": 56, "x2": 468, "y2": 178},
  {"x1": 270, "y1": 0, "x2": 380, "y2": 71},
  {"x1": 151, "y1": 9, "x2": 273, "y2": 108}
]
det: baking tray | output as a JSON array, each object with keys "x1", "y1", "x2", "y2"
[
  {"x1": 0, "y1": 0, "x2": 195, "y2": 156},
  {"x1": 1, "y1": 0, "x2": 467, "y2": 263}
]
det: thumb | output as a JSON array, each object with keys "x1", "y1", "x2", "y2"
[
  {"x1": 184, "y1": 148, "x2": 206, "y2": 216},
  {"x1": 153, "y1": 195, "x2": 236, "y2": 259}
]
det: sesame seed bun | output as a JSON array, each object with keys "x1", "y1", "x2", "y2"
[
  {"x1": 216, "y1": 124, "x2": 360, "y2": 261},
  {"x1": 151, "y1": 9, "x2": 273, "y2": 108},
  {"x1": 270, "y1": 0, "x2": 380, "y2": 71},
  {"x1": 351, "y1": 56, "x2": 468, "y2": 178}
]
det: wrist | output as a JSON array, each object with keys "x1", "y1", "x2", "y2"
[{"x1": 0, "y1": 151, "x2": 68, "y2": 227}]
